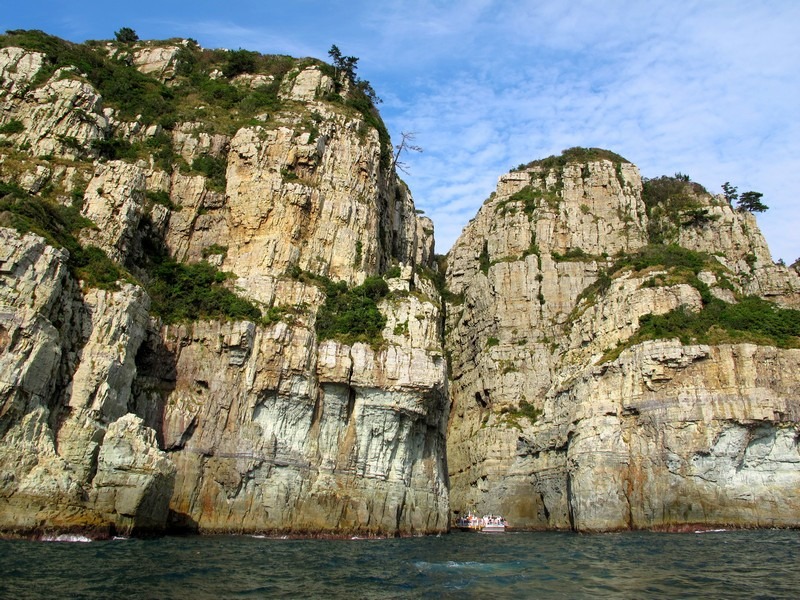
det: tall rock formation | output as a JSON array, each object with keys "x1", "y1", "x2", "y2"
[
  {"x1": 0, "y1": 33, "x2": 446, "y2": 537},
  {"x1": 445, "y1": 148, "x2": 800, "y2": 531},
  {"x1": 2, "y1": 31, "x2": 799, "y2": 538}
]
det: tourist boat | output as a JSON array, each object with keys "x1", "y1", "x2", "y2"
[
  {"x1": 454, "y1": 512, "x2": 507, "y2": 533},
  {"x1": 481, "y1": 514, "x2": 507, "y2": 533}
]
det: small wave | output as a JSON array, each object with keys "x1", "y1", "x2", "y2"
[
  {"x1": 695, "y1": 529, "x2": 728, "y2": 534},
  {"x1": 41, "y1": 534, "x2": 93, "y2": 543},
  {"x1": 112, "y1": 536, "x2": 130, "y2": 541},
  {"x1": 414, "y1": 560, "x2": 489, "y2": 572}
]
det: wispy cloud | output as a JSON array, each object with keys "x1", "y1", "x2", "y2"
[{"x1": 381, "y1": 0, "x2": 800, "y2": 261}]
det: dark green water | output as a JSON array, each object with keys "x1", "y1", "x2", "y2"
[{"x1": 1, "y1": 529, "x2": 798, "y2": 598}]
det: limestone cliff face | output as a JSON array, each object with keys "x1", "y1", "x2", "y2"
[
  {"x1": 445, "y1": 152, "x2": 800, "y2": 531},
  {"x1": 0, "y1": 229, "x2": 175, "y2": 536},
  {"x1": 3, "y1": 33, "x2": 799, "y2": 537},
  {"x1": 0, "y1": 37, "x2": 447, "y2": 537}
]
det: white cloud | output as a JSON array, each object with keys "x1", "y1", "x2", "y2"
[{"x1": 380, "y1": 0, "x2": 800, "y2": 261}]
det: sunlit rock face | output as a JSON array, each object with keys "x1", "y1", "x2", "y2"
[
  {"x1": 0, "y1": 39, "x2": 447, "y2": 537},
  {"x1": 445, "y1": 153, "x2": 800, "y2": 531},
  {"x1": 3, "y1": 35, "x2": 799, "y2": 537}
]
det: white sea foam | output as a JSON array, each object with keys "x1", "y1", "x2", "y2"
[
  {"x1": 41, "y1": 534, "x2": 93, "y2": 543},
  {"x1": 695, "y1": 529, "x2": 728, "y2": 534}
]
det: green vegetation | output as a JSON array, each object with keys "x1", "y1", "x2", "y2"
[
  {"x1": 262, "y1": 303, "x2": 306, "y2": 326},
  {"x1": 496, "y1": 183, "x2": 560, "y2": 218},
  {"x1": 0, "y1": 180, "x2": 260, "y2": 318},
  {"x1": 393, "y1": 320, "x2": 409, "y2": 336},
  {"x1": 145, "y1": 189, "x2": 177, "y2": 210},
  {"x1": 190, "y1": 154, "x2": 227, "y2": 191},
  {"x1": 514, "y1": 147, "x2": 630, "y2": 172},
  {"x1": 114, "y1": 27, "x2": 139, "y2": 43},
  {"x1": 573, "y1": 244, "x2": 720, "y2": 315},
  {"x1": 0, "y1": 120, "x2": 24, "y2": 134},
  {"x1": 315, "y1": 275, "x2": 390, "y2": 345},
  {"x1": 479, "y1": 241, "x2": 490, "y2": 274},
  {"x1": 1, "y1": 30, "x2": 175, "y2": 125},
  {"x1": 222, "y1": 49, "x2": 258, "y2": 78},
  {"x1": 0, "y1": 181, "x2": 124, "y2": 289},
  {"x1": 201, "y1": 243, "x2": 228, "y2": 258},
  {"x1": 353, "y1": 240, "x2": 363, "y2": 266},
  {"x1": 0, "y1": 30, "x2": 389, "y2": 165},
  {"x1": 721, "y1": 182, "x2": 768, "y2": 213},
  {"x1": 737, "y1": 191, "x2": 768, "y2": 213},
  {"x1": 486, "y1": 337, "x2": 500, "y2": 348},
  {"x1": 552, "y1": 247, "x2": 593, "y2": 262},
  {"x1": 0, "y1": 30, "x2": 394, "y2": 331},
  {"x1": 325, "y1": 44, "x2": 390, "y2": 167},
  {"x1": 385, "y1": 265, "x2": 402, "y2": 279},
  {"x1": 602, "y1": 297, "x2": 800, "y2": 363},
  {"x1": 145, "y1": 258, "x2": 261, "y2": 324},
  {"x1": 500, "y1": 400, "x2": 542, "y2": 430},
  {"x1": 641, "y1": 175, "x2": 710, "y2": 243}
]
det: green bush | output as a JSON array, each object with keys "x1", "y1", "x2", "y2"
[
  {"x1": 0, "y1": 182, "x2": 125, "y2": 289},
  {"x1": 1, "y1": 30, "x2": 175, "y2": 125},
  {"x1": 201, "y1": 243, "x2": 228, "y2": 258},
  {"x1": 223, "y1": 49, "x2": 258, "y2": 78},
  {"x1": 616, "y1": 244, "x2": 708, "y2": 274},
  {"x1": 315, "y1": 275, "x2": 389, "y2": 345},
  {"x1": 552, "y1": 247, "x2": 591, "y2": 262},
  {"x1": 91, "y1": 136, "x2": 134, "y2": 160},
  {"x1": 385, "y1": 265, "x2": 402, "y2": 279},
  {"x1": 191, "y1": 154, "x2": 227, "y2": 191},
  {"x1": 479, "y1": 241, "x2": 490, "y2": 274},
  {"x1": 146, "y1": 190, "x2": 177, "y2": 210},
  {"x1": 0, "y1": 120, "x2": 24, "y2": 134},
  {"x1": 634, "y1": 297, "x2": 800, "y2": 349},
  {"x1": 641, "y1": 176, "x2": 710, "y2": 243},
  {"x1": 114, "y1": 27, "x2": 139, "y2": 43},
  {"x1": 146, "y1": 258, "x2": 261, "y2": 323},
  {"x1": 72, "y1": 245, "x2": 124, "y2": 289},
  {"x1": 516, "y1": 147, "x2": 630, "y2": 171}
]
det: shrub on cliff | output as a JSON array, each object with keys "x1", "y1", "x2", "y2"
[
  {"x1": 635, "y1": 296, "x2": 800, "y2": 349},
  {"x1": 315, "y1": 276, "x2": 389, "y2": 345},
  {"x1": 642, "y1": 176, "x2": 710, "y2": 244},
  {"x1": 146, "y1": 258, "x2": 262, "y2": 324},
  {"x1": 1, "y1": 30, "x2": 174, "y2": 126},
  {"x1": 515, "y1": 147, "x2": 630, "y2": 172},
  {"x1": 114, "y1": 27, "x2": 139, "y2": 43},
  {"x1": 0, "y1": 181, "x2": 124, "y2": 289}
]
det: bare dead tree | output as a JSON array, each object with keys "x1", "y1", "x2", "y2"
[{"x1": 391, "y1": 131, "x2": 423, "y2": 175}]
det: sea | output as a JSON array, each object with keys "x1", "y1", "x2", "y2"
[{"x1": 1, "y1": 529, "x2": 798, "y2": 599}]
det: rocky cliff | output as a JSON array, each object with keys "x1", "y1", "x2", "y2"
[
  {"x1": 2, "y1": 32, "x2": 799, "y2": 538},
  {"x1": 0, "y1": 32, "x2": 446, "y2": 537},
  {"x1": 445, "y1": 148, "x2": 800, "y2": 531}
]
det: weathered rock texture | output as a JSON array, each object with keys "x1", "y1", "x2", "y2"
[
  {"x1": 0, "y1": 38, "x2": 446, "y2": 537},
  {"x1": 445, "y1": 153, "x2": 800, "y2": 531},
  {"x1": 0, "y1": 229, "x2": 175, "y2": 536},
  {"x1": 3, "y1": 33, "x2": 799, "y2": 537}
]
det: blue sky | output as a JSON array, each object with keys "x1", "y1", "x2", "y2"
[{"x1": 4, "y1": 1, "x2": 799, "y2": 262}]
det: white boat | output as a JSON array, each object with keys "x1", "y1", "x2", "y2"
[
  {"x1": 455, "y1": 511, "x2": 484, "y2": 531},
  {"x1": 481, "y1": 515, "x2": 507, "y2": 533},
  {"x1": 454, "y1": 512, "x2": 507, "y2": 533}
]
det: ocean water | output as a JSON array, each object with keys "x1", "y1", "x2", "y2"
[{"x1": 1, "y1": 529, "x2": 798, "y2": 599}]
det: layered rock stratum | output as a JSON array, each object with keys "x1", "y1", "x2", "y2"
[
  {"x1": 0, "y1": 32, "x2": 445, "y2": 537},
  {"x1": 0, "y1": 32, "x2": 798, "y2": 537},
  {"x1": 445, "y1": 150, "x2": 800, "y2": 531}
]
